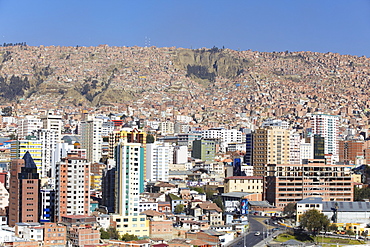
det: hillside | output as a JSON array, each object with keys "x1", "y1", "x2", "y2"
[{"x1": 1, "y1": 45, "x2": 370, "y2": 124}]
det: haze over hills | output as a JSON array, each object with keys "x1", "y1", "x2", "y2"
[{"x1": 1, "y1": 45, "x2": 370, "y2": 126}]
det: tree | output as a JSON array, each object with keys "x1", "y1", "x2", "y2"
[
  {"x1": 146, "y1": 134, "x2": 155, "y2": 143},
  {"x1": 121, "y1": 233, "x2": 139, "y2": 241},
  {"x1": 107, "y1": 227, "x2": 120, "y2": 239},
  {"x1": 361, "y1": 230, "x2": 368, "y2": 239},
  {"x1": 346, "y1": 229, "x2": 355, "y2": 236},
  {"x1": 174, "y1": 204, "x2": 184, "y2": 214},
  {"x1": 283, "y1": 203, "x2": 296, "y2": 218},
  {"x1": 328, "y1": 224, "x2": 338, "y2": 232},
  {"x1": 100, "y1": 228, "x2": 109, "y2": 239},
  {"x1": 212, "y1": 196, "x2": 225, "y2": 212},
  {"x1": 299, "y1": 209, "x2": 330, "y2": 234},
  {"x1": 100, "y1": 227, "x2": 119, "y2": 239},
  {"x1": 190, "y1": 186, "x2": 204, "y2": 194}
]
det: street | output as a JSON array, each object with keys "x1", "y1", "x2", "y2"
[{"x1": 230, "y1": 216, "x2": 271, "y2": 247}]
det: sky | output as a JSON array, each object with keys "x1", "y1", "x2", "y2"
[{"x1": 0, "y1": 0, "x2": 370, "y2": 56}]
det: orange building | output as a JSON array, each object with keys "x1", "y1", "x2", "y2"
[
  {"x1": 8, "y1": 153, "x2": 40, "y2": 227},
  {"x1": 43, "y1": 223, "x2": 67, "y2": 247},
  {"x1": 339, "y1": 140, "x2": 364, "y2": 163}
]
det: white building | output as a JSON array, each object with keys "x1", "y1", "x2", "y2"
[
  {"x1": 0, "y1": 183, "x2": 8, "y2": 212},
  {"x1": 146, "y1": 142, "x2": 170, "y2": 182},
  {"x1": 202, "y1": 128, "x2": 243, "y2": 152},
  {"x1": 289, "y1": 131, "x2": 301, "y2": 164},
  {"x1": 139, "y1": 201, "x2": 158, "y2": 213},
  {"x1": 32, "y1": 129, "x2": 57, "y2": 178},
  {"x1": 173, "y1": 145, "x2": 188, "y2": 164},
  {"x1": 41, "y1": 112, "x2": 62, "y2": 143},
  {"x1": 262, "y1": 119, "x2": 290, "y2": 129},
  {"x1": 310, "y1": 114, "x2": 339, "y2": 162},
  {"x1": 17, "y1": 116, "x2": 42, "y2": 140},
  {"x1": 300, "y1": 137, "x2": 314, "y2": 162},
  {"x1": 159, "y1": 121, "x2": 174, "y2": 135}
]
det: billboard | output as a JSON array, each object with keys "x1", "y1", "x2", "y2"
[{"x1": 240, "y1": 198, "x2": 249, "y2": 215}]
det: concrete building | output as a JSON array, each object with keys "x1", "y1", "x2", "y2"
[
  {"x1": 112, "y1": 140, "x2": 149, "y2": 237},
  {"x1": 54, "y1": 153, "x2": 90, "y2": 222},
  {"x1": 32, "y1": 129, "x2": 57, "y2": 178},
  {"x1": 253, "y1": 127, "x2": 290, "y2": 176},
  {"x1": 173, "y1": 145, "x2": 188, "y2": 164},
  {"x1": 192, "y1": 139, "x2": 216, "y2": 162},
  {"x1": 310, "y1": 114, "x2": 340, "y2": 162},
  {"x1": 224, "y1": 176, "x2": 264, "y2": 194},
  {"x1": 202, "y1": 128, "x2": 243, "y2": 153},
  {"x1": 43, "y1": 223, "x2": 67, "y2": 247},
  {"x1": 11, "y1": 138, "x2": 43, "y2": 175},
  {"x1": 16, "y1": 116, "x2": 42, "y2": 140},
  {"x1": 80, "y1": 117, "x2": 103, "y2": 164},
  {"x1": 339, "y1": 139, "x2": 364, "y2": 164},
  {"x1": 40, "y1": 188, "x2": 55, "y2": 223},
  {"x1": 265, "y1": 160, "x2": 354, "y2": 208},
  {"x1": 41, "y1": 112, "x2": 63, "y2": 143},
  {"x1": 146, "y1": 142, "x2": 170, "y2": 182},
  {"x1": 159, "y1": 121, "x2": 174, "y2": 135},
  {"x1": 8, "y1": 152, "x2": 40, "y2": 227}
]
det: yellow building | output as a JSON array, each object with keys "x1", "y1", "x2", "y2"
[
  {"x1": 253, "y1": 127, "x2": 290, "y2": 176},
  {"x1": 224, "y1": 176, "x2": 264, "y2": 194},
  {"x1": 111, "y1": 214, "x2": 149, "y2": 238},
  {"x1": 11, "y1": 139, "x2": 42, "y2": 174}
]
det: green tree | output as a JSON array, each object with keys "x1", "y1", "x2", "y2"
[
  {"x1": 121, "y1": 233, "x2": 139, "y2": 241},
  {"x1": 107, "y1": 227, "x2": 120, "y2": 239},
  {"x1": 354, "y1": 186, "x2": 370, "y2": 201},
  {"x1": 283, "y1": 203, "x2": 296, "y2": 218},
  {"x1": 299, "y1": 209, "x2": 330, "y2": 234},
  {"x1": 212, "y1": 196, "x2": 225, "y2": 212},
  {"x1": 328, "y1": 224, "x2": 338, "y2": 232},
  {"x1": 190, "y1": 186, "x2": 205, "y2": 194},
  {"x1": 205, "y1": 189, "x2": 214, "y2": 200},
  {"x1": 174, "y1": 204, "x2": 184, "y2": 214},
  {"x1": 146, "y1": 134, "x2": 155, "y2": 143},
  {"x1": 346, "y1": 229, "x2": 355, "y2": 236},
  {"x1": 100, "y1": 228, "x2": 109, "y2": 239},
  {"x1": 100, "y1": 227, "x2": 119, "y2": 239}
]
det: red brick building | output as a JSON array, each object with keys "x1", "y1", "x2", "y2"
[{"x1": 8, "y1": 153, "x2": 40, "y2": 227}]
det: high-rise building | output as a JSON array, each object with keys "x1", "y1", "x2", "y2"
[
  {"x1": 146, "y1": 142, "x2": 170, "y2": 182},
  {"x1": 112, "y1": 140, "x2": 149, "y2": 237},
  {"x1": 17, "y1": 116, "x2": 42, "y2": 140},
  {"x1": 289, "y1": 131, "x2": 301, "y2": 165},
  {"x1": 32, "y1": 129, "x2": 57, "y2": 178},
  {"x1": 310, "y1": 114, "x2": 339, "y2": 162},
  {"x1": 40, "y1": 188, "x2": 55, "y2": 223},
  {"x1": 253, "y1": 127, "x2": 290, "y2": 176},
  {"x1": 54, "y1": 153, "x2": 90, "y2": 222},
  {"x1": 339, "y1": 139, "x2": 364, "y2": 164},
  {"x1": 41, "y1": 112, "x2": 63, "y2": 143},
  {"x1": 8, "y1": 152, "x2": 40, "y2": 227},
  {"x1": 108, "y1": 128, "x2": 147, "y2": 177},
  {"x1": 11, "y1": 137, "x2": 43, "y2": 175},
  {"x1": 80, "y1": 118, "x2": 103, "y2": 164},
  {"x1": 300, "y1": 137, "x2": 314, "y2": 162}
]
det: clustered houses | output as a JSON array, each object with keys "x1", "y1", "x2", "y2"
[{"x1": 0, "y1": 96, "x2": 368, "y2": 246}]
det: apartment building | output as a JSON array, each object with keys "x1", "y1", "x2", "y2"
[
  {"x1": 265, "y1": 160, "x2": 354, "y2": 208},
  {"x1": 253, "y1": 127, "x2": 290, "y2": 176}
]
